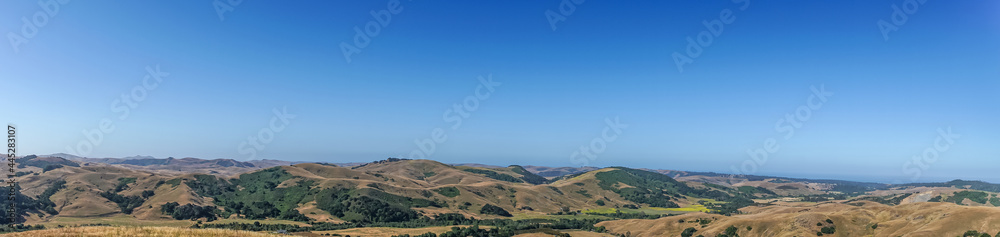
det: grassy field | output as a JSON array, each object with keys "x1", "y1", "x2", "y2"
[
  {"x1": 515, "y1": 230, "x2": 615, "y2": 237},
  {"x1": 27, "y1": 215, "x2": 194, "y2": 228},
  {"x1": 647, "y1": 204, "x2": 711, "y2": 212},
  {"x1": 311, "y1": 226, "x2": 490, "y2": 236},
  {"x1": 0, "y1": 226, "x2": 282, "y2": 237},
  {"x1": 205, "y1": 218, "x2": 311, "y2": 226},
  {"x1": 511, "y1": 213, "x2": 612, "y2": 221}
]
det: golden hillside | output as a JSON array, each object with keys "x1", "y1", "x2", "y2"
[{"x1": 597, "y1": 201, "x2": 1000, "y2": 237}]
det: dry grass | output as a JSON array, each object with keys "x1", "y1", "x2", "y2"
[
  {"x1": 0, "y1": 226, "x2": 281, "y2": 237},
  {"x1": 27, "y1": 215, "x2": 194, "y2": 228},
  {"x1": 597, "y1": 201, "x2": 1000, "y2": 237},
  {"x1": 313, "y1": 225, "x2": 489, "y2": 236}
]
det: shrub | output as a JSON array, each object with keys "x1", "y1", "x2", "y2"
[
  {"x1": 434, "y1": 187, "x2": 460, "y2": 198},
  {"x1": 681, "y1": 227, "x2": 697, "y2": 237},
  {"x1": 479, "y1": 204, "x2": 512, "y2": 217}
]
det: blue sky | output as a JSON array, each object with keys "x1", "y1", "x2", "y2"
[{"x1": 2, "y1": 1, "x2": 998, "y2": 183}]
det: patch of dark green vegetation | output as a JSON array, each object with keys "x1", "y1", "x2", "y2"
[
  {"x1": 0, "y1": 184, "x2": 45, "y2": 225},
  {"x1": 547, "y1": 186, "x2": 564, "y2": 195},
  {"x1": 928, "y1": 195, "x2": 943, "y2": 202},
  {"x1": 704, "y1": 183, "x2": 733, "y2": 191},
  {"x1": 716, "y1": 225, "x2": 740, "y2": 237},
  {"x1": 423, "y1": 171, "x2": 437, "y2": 178},
  {"x1": 42, "y1": 165, "x2": 62, "y2": 172},
  {"x1": 0, "y1": 223, "x2": 46, "y2": 234},
  {"x1": 100, "y1": 177, "x2": 153, "y2": 214},
  {"x1": 594, "y1": 168, "x2": 755, "y2": 214},
  {"x1": 575, "y1": 190, "x2": 592, "y2": 198},
  {"x1": 775, "y1": 185, "x2": 798, "y2": 190},
  {"x1": 820, "y1": 226, "x2": 836, "y2": 235},
  {"x1": 434, "y1": 187, "x2": 460, "y2": 198},
  {"x1": 848, "y1": 193, "x2": 912, "y2": 206},
  {"x1": 161, "y1": 202, "x2": 218, "y2": 221},
  {"x1": 799, "y1": 193, "x2": 851, "y2": 202},
  {"x1": 114, "y1": 177, "x2": 137, "y2": 192},
  {"x1": 316, "y1": 162, "x2": 339, "y2": 167},
  {"x1": 736, "y1": 186, "x2": 776, "y2": 196},
  {"x1": 681, "y1": 227, "x2": 698, "y2": 237},
  {"x1": 461, "y1": 168, "x2": 524, "y2": 183},
  {"x1": 198, "y1": 217, "x2": 608, "y2": 237},
  {"x1": 947, "y1": 191, "x2": 989, "y2": 204},
  {"x1": 508, "y1": 165, "x2": 548, "y2": 185},
  {"x1": 16, "y1": 155, "x2": 79, "y2": 169},
  {"x1": 186, "y1": 167, "x2": 311, "y2": 221},
  {"x1": 480, "y1": 204, "x2": 512, "y2": 217},
  {"x1": 163, "y1": 178, "x2": 183, "y2": 188},
  {"x1": 593, "y1": 168, "x2": 686, "y2": 208},
  {"x1": 829, "y1": 184, "x2": 872, "y2": 195},
  {"x1": 958, "y1": 230, "x2": 996, "y2": 237},
  {"x1": 315, "y1": 188, "x2": 437, "y2": 223},
  {"x1": 37, "y1": 180, "x2": 66, "y2": 215}
]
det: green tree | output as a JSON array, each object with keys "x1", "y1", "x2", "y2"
[{"x1": 681, "y1": 227, "x2": 697, "y2": 237}]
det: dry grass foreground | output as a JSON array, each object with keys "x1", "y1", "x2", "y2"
[{"x1": 0, "y1": 226, "x2": 282, "y2": 237}]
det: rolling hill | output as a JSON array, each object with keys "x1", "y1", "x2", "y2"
[{"x1": 4, "y1": 156, "x2": 1000, "y2": 236}]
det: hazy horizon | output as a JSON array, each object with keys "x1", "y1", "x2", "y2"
[
  {"x1": 25, "y1": 152, "x2": 993, "y2": 185},
  {"x1": 5, "y1": 1, "x2": 999, "y2": 184}
]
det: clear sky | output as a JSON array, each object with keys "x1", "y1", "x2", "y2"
[{"x1": 2, "y1": 1, "x2": 998, "y2": 183}]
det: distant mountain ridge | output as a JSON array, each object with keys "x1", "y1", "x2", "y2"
[
  {"x1": 42, "y1": 154, "x2": 304, "y2": 169},
  {"x1": 36, "y1": 155, "x2": 989, "y2": 189}
]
